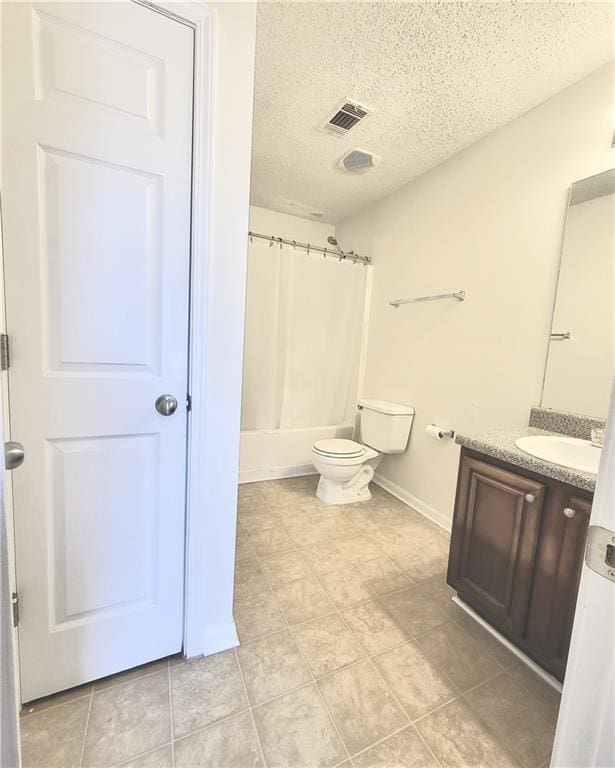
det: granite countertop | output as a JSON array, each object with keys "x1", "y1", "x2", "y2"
[{"x1": 456, "y1": 426, "x2": 596, "y2": 492}]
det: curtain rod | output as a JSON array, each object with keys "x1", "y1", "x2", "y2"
[{"x1": 248, "y1": 231, "x2": 371, "y2": 265}]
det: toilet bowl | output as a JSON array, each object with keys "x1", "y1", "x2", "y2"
[
  {"x1": 312, "y1": 439, "x2": 382, "y2": 505},
  {"x1": 311, "y1": 399, "x2": 415, "y2": 505}
]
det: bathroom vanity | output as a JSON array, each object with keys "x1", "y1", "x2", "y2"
[{"x1": 447, "y1": 438, "x2": 593, "y2": 682}]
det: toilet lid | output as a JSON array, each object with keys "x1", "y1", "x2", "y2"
[{"x1": 313, "y1": 439, "x2": 365, "y2": 458}]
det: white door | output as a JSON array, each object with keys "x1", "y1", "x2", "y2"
[
  {"x1": 551, "y1": 384, "x2": 615, "y2": 767},
  {"x1": 2, "y1": 2, "x2": 194, "y2": 702}
]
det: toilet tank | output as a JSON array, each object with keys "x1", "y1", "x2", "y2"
[{"x1": 358, "y1": 399, "x2": 414, "y2": 453}]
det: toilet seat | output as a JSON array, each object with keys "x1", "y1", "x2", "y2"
[{"x1": 313, "y1": 438, "x2": 365, "y2": 459}]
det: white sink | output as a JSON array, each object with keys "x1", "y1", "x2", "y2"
[{"x1": 515, "y1": 435, "x2": 601, "y2": 475}]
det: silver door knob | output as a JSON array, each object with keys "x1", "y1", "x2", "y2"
[
  {"x1": 525, "y1": 493, "x2": 535, "y2": 503},
  {"x1": 155, "y1": 394, "x2": 178, "y2": 416},
  {"x1": 563, "y1": 507, "x2": 576, "y2": 518},
  {"x1": 5, "y1": 441, "x2": 24, "y2": 470}
]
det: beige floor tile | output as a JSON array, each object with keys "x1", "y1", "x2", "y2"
[
  {"x1": 239, "y1": 510, "x2": 281, "y2": 535},
  {"x1": 334, "y1": 535, "x2": 384, "y2": 564},
  {"x1": 398, "y1": 529, "x2": 450, "y2": 583},
  {"x1": 234, "y1": 558, "x2": 270, "y2": 599},
  {"x1": 417, "y1": 698, "x2": 520, "y2": 767},
  {"x1": 174, "y1": 711, "x2": 263, "y2": 768},
  {"x1": 260, "y1": 550, "x2": 313, "y2": 588},
  {"x1": 247, "y1": 526, "x2": 295, "y2": 556},
  {"x1": 83, "y1": 672, "x2": 171, "y2": 767},
  {"x1": 274, "y1": 575, "x2": 336, "y2": 625},
  {"x1": 414, "y1": 577, "x2": 464, "y2": 620},
  {"x1": 234, "y1": 589, "x2": 286, "y2": 642},
  {"x1": 354, "y1": 557, "x2": 412, "y2": 596},
  {"x1": 342, "y1": 600, "x2": 410, "y2": 655},
  {"x1": 507, "y1": 663, "x2": 561, "y2": 720},
  {"x1": 300, "y1": 541, "x2": 353, "y2": 575},
  {"x1": 293, "y1": 614, "x2": 366, "y2": 677},
  {"x1": 237, "y1": 630, "x2": 311, "y2": 706},
  {"x1": 317, "y1": 660, "x2": 408, "y2": 755},
  {"x1": 238, "y1": 500, "x2": 270, "y2": 519},
  {"x1": 254, "y1": 684, "x2": 347, "y2": 767},
  {"x1": 353, "y1": 725, "x2": 439, "y2": 768},
  {"x1": 416, "y1": 622, "x2": 501, "y2": 691},
  {"x1": 238, "y1": 482, "x2": 265, "y2": 500},
  {"x1": 93, "y1": 658, "x2": 169, "y2": 692},
  {"x1": 373, "y1": 642, "x2": 458, "y2": 720},
  {"x1": 236, "y1": 528, "x2": 256, "y2": 562},
  {"x1": 382, "y1": 586, "x2": 450, "y2": 637},
  {"x1": 119, "y1": 745, "x2": 173, "y2": 768},
  {"x1": 320, "y1": 567, "x2": 374, "y2": 608},
  {"x1": 171, "y1": 650, "x2": 248, "y2": 738},
  {"x1": 466, "y1": 672, "x2": 557, "y2": 768},
  {"x1": 21, "y1": 683, "x2": 92, "y2": 717},
  {"x1": 20, "y1": 698, "x2": 90, "y2": 768},
  {"x1": 454, "y1": 613, "x2": 519, "y2": 669}
]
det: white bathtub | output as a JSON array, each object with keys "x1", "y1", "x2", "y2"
[{"x1": 239, "y1": 423, "x2": 354, "y2": 484}]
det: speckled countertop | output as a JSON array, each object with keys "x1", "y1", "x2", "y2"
[{"x1": 456, "y1": 426, "x2": 596, "y2": 492}]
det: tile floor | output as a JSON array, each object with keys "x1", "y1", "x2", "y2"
[{"x1": 20, "y1": 476, "x2": 561, "y2": 768}]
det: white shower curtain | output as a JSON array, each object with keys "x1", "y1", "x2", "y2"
[{"x1": 241, "y1": 240, "x2": 367, "y2": 431}]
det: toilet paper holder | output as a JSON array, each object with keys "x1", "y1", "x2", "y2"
[{"x1": 426, "y1": 425, "x2": 455, "y2": 440}]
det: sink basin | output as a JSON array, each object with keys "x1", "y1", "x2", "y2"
[{"x1": 515, "y1": 435, "x2": 601, "y2": 475}]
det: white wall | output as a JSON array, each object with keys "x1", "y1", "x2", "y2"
[
  {"x1": 337, "y1": 62, "x2": 615, "y2": 529},
  {"x1": 542, "y1": 192, "x2": 614, "y2": 418}
]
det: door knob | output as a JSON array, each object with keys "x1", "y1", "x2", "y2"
[
  {"x1": 563, "y1": 507, "x2": 576, "y2": 519},
  {"x1": 525, "y1": 493, "x2": 535, "y2": 503},
  {"x1": 155, "y1": 394, "x2": 178, "y2": 416},
  {"x1": 5, "y1": 441, "x2": 24, "y2": 470}
]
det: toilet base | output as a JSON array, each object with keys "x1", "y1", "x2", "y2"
[{"x1": 316, "y1": 473, "x2": 373, "y2": 505}]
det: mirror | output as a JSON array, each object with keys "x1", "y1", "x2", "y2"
[{"x1": 542, "y1": 169, "x2": 615, "y2": 419}]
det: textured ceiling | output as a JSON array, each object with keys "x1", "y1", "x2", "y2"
[{"x1": 251, "y1": 1, "x2": 615, "y2": 223}]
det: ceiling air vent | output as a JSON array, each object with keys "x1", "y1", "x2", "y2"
[{"x1": 321, "y1": 98, "x2": 372, "y2": 137}]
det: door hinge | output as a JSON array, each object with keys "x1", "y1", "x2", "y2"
[
  {"x1": 585, "y1": 525, "x2": 615, "y2": 584},
  {"x1": 0, "y1": 334, "x2": 9, "y2": 371},
  {"x1": 11, "y1": 592, "x2": 19, "y2": 627},
  {"x1": 186, "y1": 394, "x2": 192, "y2": 412}
]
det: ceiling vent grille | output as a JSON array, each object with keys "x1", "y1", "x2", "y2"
[{"x1": 321, "y1": 98, "x2": 372, "y2": 137}]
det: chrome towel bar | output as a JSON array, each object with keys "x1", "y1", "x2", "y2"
[{"x1": 390, "y1": 290, "x2": 465, "y2": 308}]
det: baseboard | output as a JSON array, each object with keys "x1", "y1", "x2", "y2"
[
  {"x1": 239, "y1": 464, "x2": 317, "y2": 484},
  {"x1": 374, "y1": 472, "x2": 451, "y2": 533},
  {"x1": 452, "y1": 597, "x2": 562, "y2": 692},
  {"x1": 197, "y1": 621, "x2": 240, "y2": 658}
]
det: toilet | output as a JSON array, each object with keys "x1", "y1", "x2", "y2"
[{"x1": 311, "y1": 399, "x2": 414, "y2": 505}]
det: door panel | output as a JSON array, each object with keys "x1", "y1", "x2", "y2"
[
  {"x1": 448, "y1": 454, "x2": 545, "y2": 636},
  {"x1": 2, "y1": 2, "x2": 194, "y2": 701}
]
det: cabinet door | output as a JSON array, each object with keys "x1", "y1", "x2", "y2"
[
  {"x1": 524, "y1": 492, "x2": 592, "y2": 681},
  {"x1": 448, "y1": 454, "x2": 545, "y2": 637}
]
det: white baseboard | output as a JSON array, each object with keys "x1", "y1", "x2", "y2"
[
  {"x1": 374, "y1": 472, "x2": 452, "y2": 533},
  {"x1": 239, "y1": 464, "x2": 317, "y2": 484},
  {"x1": 452, "y1": 597, "x2": 562, "y2": 692},
  {"x1": 197, "y1": 621, "x2": 240, "y2": 658}
]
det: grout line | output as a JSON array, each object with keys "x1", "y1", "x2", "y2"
[
  {"x1": 111, "y1": 742, "x2": 174, "y2": 768},
  {"x1": 248, "y1": 535, "x2": 354, "y2": 765},
  {"x1": 166, "y1": 661, "x2": 175, "y2": 768},
  {"x1": 77, "y1": 688, "x2": 94, "y2": 768},
  {"x1": 233, "y1": 647, "x2": 267, "y2": 767},
  {"x1": 20, "y1": 687, "x2": 93, "y2": 719}
]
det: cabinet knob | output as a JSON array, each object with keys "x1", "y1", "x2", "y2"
[
  {"x1": 525, "y1": 493, "x2": 535, "y2": 503},
  {"x1": 563, "y1": 507, "x2": 576, "y2": 519}
]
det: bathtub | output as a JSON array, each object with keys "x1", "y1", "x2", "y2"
[{"x1": 238, "y1": 423, "x2": 354, "y2": 484}]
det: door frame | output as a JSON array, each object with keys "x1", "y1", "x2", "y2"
[{"x1": 1, "y1": 0, "x2": 255, "y2": 702}]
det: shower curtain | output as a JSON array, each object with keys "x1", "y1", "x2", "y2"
[{"x1": 241, "y1": 239, "x2": 367, "y2": 431}]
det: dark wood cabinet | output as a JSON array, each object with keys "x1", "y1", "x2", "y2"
[{"x1": 448, "y1": 448, "x2": 592, "y2": 682}]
